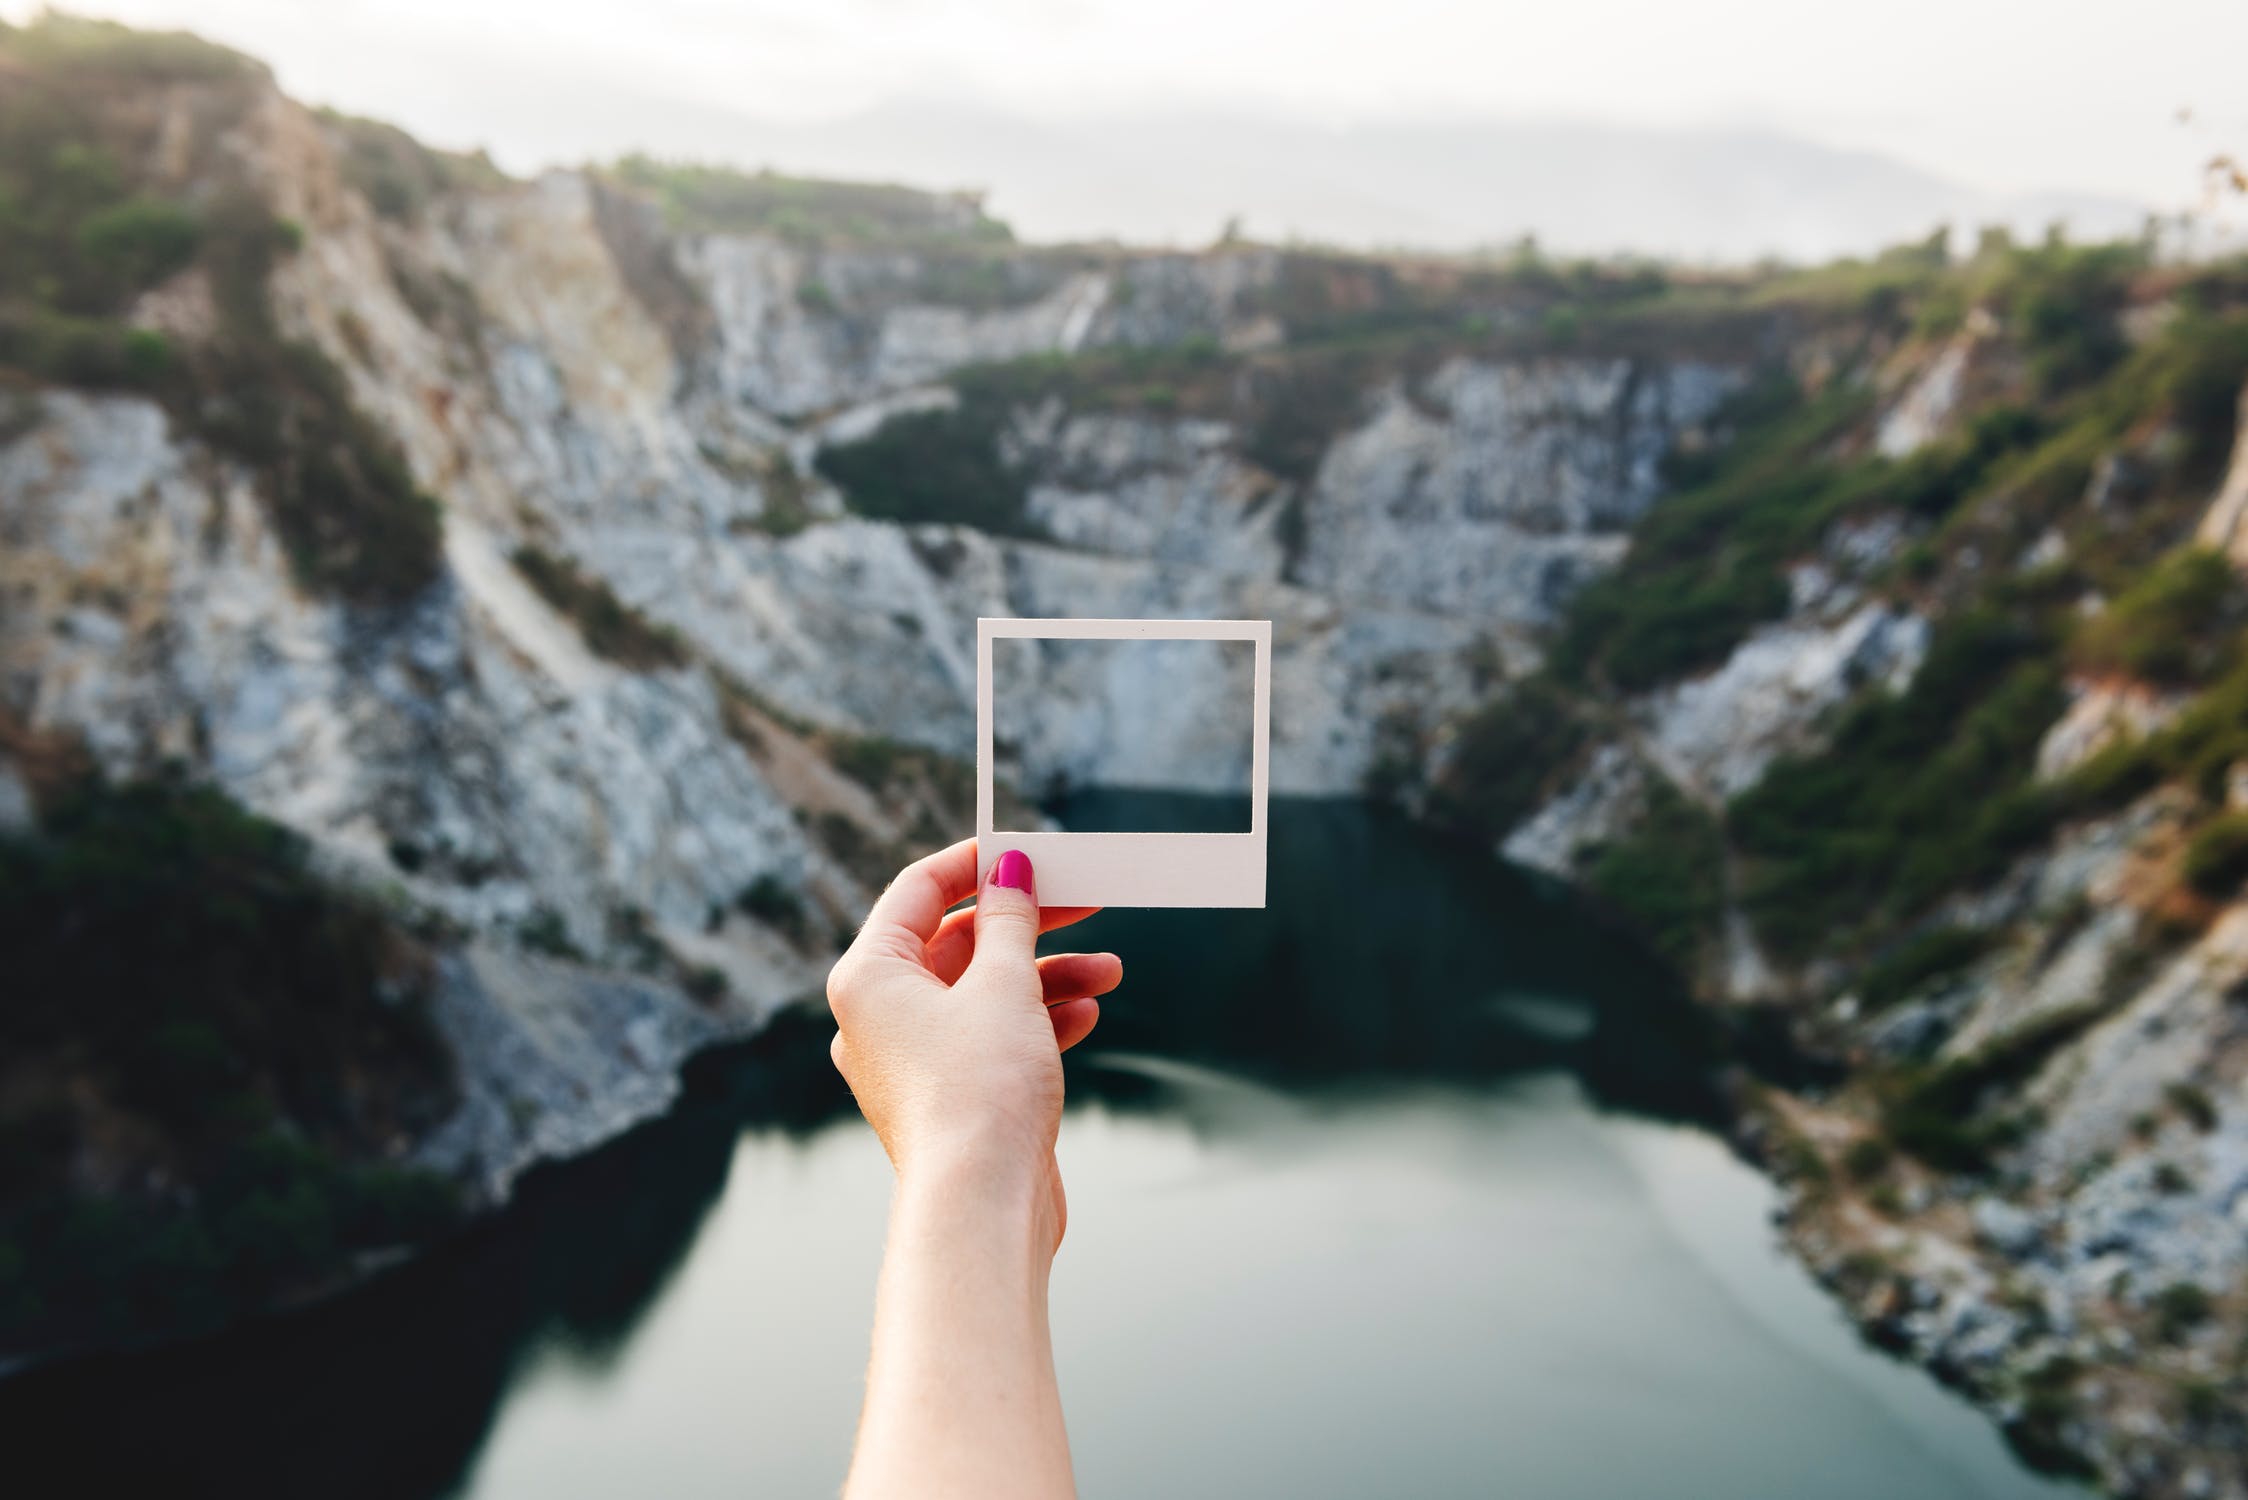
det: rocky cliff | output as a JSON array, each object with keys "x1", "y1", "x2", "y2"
[
  {"x1": 0, "y1": 19, "x2": 1750, "y2": 1349},
  {"x1": 5, "y1": 21, "x2": 2246, "y2": 1493},
  {"x1": 1465, "y1": 280, "x2": 2248, "y2": 1493}
]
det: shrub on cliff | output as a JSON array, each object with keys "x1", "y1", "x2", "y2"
[
  {"x1": 0, "y1": 774, "x2": 461, "y2": 1352},
  {"x1": 1732, "y1": 612, "x2": 2066, "y2": 960},
  {"x1": 1580, "y1": 779, "x2": 1725, "y2": 971},
  {"x1": 1427, "y1": 676, "x2": 1592, "y2": 844},
  {"x1": 2071, "y1": 549, "x2": 2247, "y2": 688},
  {"x1": 0, "y1": 33, "x2": 446, "y2": 606},
  {"x1": 510, "y1": 546, "x2": 687, "y2": 670},
  {"x1": 0, "y1": 14, "x2": 262, "y2": 82},
  {"x1": 1993, "y1": 238, "x2": 2146, "y2": 398},
  {"x1": 2183, "y1": 812, "x2": 2248, "y2": 897},
  {"x1": 605, "y1": 156, "x2": 1012, "y2": 250},
  {"x1": 815, "y1": 397, "x2": 1038, "y2": 536}
]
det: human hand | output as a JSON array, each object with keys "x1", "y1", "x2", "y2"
[{"x1": 826, "y1": 839, "x2": 1117, "y2": 1244}]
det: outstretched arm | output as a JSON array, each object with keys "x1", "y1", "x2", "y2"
[{"x1": 828, "y1": 840, "x2": 1117, "y2": 1500}]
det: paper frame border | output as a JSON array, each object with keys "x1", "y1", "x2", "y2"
[{"x1": 976, "y1": 617, "x2": 1271, "y2": 909}]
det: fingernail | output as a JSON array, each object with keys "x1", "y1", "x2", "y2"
[{"x1": 990, "y1": 849, "x2": 1034, "y2": 895}]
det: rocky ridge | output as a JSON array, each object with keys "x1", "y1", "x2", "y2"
[
  {"x1": 1488, "y1": 313, "x2": 2248, "y2": 1494},
  {"x1": 6, "y1": 32, "x2": 2243, "y2": 1495},
  {"x1": 0, "y1": 66, "x2": 1744, "y2": 1228}
]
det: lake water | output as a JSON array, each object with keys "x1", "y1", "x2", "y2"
[{"x1": 0, "y1": 796, "x2": 2077, "y2": 1500}]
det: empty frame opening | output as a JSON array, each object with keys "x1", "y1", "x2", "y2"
[{"x1": 991, "y1": 635, "x2": 1255, "y2": 832}]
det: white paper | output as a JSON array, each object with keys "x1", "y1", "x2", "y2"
[{"x1": 977, "y1": 617, "x2": 1271, "y2": 908}]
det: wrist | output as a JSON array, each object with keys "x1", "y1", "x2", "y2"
[{"x1": 895, "y1": 1134, "x2": 1061, "y2": 1258}]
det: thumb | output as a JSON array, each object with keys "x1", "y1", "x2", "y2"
[{"x1": 967, "y1": 848, "x2": 1040, "y2": 984}]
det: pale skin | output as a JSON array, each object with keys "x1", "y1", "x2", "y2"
[{"x1": 827, "y1": 838, "x2": 1118, "y2": 1500}]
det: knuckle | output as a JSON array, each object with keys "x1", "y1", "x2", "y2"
[
  {"x1": 982, "y1": 899, "x2": 1039, "y2": 932},
  {"x1": 825, "y1": 955, "x2": 860, "y2": 1015}
]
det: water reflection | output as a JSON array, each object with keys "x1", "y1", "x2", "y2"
[
  {"x1": 0, "y1": 1016, "x2": 845, "y2": 1498},
  {"x1": 1048, "y1": 793, "x2": 1719, "y2": 1121},
  {"x1": 0, "y1": 797, "x2": 2058, "y2": 1499}
]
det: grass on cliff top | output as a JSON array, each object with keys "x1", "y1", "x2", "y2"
[
  {"x1": 319, "y1": 109, "x2": 509, "y2": 225},
  {"x1": 604, "y1": 155, "x2": 1015, "y2": 251},
  {"x1": 0, "y1": 13, "x2": 263, "y2": 82},
  {"x1": 1433, "y1": 239, "x2": 2237, "y2": 989},
  {"x1": 0, "y1": 773, "x2": 461, "y2": 1352},
  {"x1": 0, "y1": 27, "x2": 447, "y2": 604}
]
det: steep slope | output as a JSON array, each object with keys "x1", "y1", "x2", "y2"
[
  {"x1": 1438, "y1": 253, "x2": 2248, "y2": 1494},
  {"x1": 5, "y1": 27, "x2": 2242, "y2": 1494},
  {"x1": 0, "y1": 18, "x2": 1759, "y2": 1358}
]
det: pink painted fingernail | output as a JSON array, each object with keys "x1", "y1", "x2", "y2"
[{"x1": 990, "y1": 849, "x2": 1034, "y2": 894}]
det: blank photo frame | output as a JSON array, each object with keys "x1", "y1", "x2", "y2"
[{"x1": 977, "y1": 618, "x2": 1271, "y2": 908}]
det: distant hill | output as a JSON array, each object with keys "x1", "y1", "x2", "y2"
[
  {"x1": 718, "y1": 105, "x2": 2149, "y2": 262},
  {"x1": 389, "y1": 75, "x2": 2146, "y2": 261}
]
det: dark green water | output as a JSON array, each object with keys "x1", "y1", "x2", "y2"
[{"x1": 0, "y1": 796, "x2": 2075, "y2": 1499}]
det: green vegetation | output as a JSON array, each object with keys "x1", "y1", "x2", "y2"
[
  {"x1": 2180, "y1": 1380, "x2": 2227, "y2": 1428},
  {"x1": 319, "y1": 110, "x2": 507, "y2": 224},
  {"x1": 1842, "y1": 1136, "x2": 1894, "y2": 1182},
  {"x1": 1240, "y1": 347, "x2": 1391, "y2": 484},
  {"x1": 187, "y1": 310, "x2": 445, "y2": 603},
  {"x1": 1996, "y1": 239, "x2": 2146, "y2": 397},
  {"x1": 1580, "y1": 779, "x2": 1725, "y2": 971},
  {"x1": 517, "y1": 905, "x2": 585, "y2": 961},
  {"x1": 1732, "y1": 612, "x2": 2066, "y2": 959},
  {"x1": 1415, "y1": 233, "x2": 2248, "y2": 1001},
  {"x1": 2057, "y1": 654, "x2": 2248, "y2": 819},
  {"x1": 814, "y1": 392, "x2": 1037, "y2": 536},
  {"x1": 2007, "y1": 1357, "x2": 2095, "y2": 1479},
  {"x1": 604, "y1": 156, "x2": 1012, "y2": 249},
  {"x1": 2153, "y1": 1282, "x2": 2215, "y2": 1343},
  {"x1": 1552, "y1": 373, "x2": 2010, "y2": 693},
  {"x1": 511, "y1": 546, "x2": 687, "y2": 670},
  {"x1": 2071, "y1": 548, "x2": 2246, "y2": 687},
  {"x1": 1427, "y1": 676, "x2": 1592, "y2": 845},
  {"x1": 735, "y1": 874, "x2": 808, "y2": 941},
  {"x1": 0, "y1": 12, "x2": 261, "y2": 81},
  {"x1": 1875, "y1": 1004, "x2": 2097, "y2": 1172},
  {"x1": 1854, "y1": 926, "x2": 1997, "y2": 1013},
  {"x1": 2166, "y1": 1081, "x2": 2220, "y2": 1132},
  {"x1": 0, "y1": 774, "x2": 459, "y2": 1349},
  {"x1": 2183, "y1": 811, "x2": 2248, "y2": 897},
  {"x1": 0, "y1": 21, "x2": 445, "y2": 602},
  {"x1": 2152, "y1": 307, "x2": 2248, "y2": 474}
]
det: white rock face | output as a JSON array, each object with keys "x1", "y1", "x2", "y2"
[
  {"x1": 2035, "y1": 677, "x2": 2187, "y2": 781},
  {"x1": 2028, "y1": 905, "x2": 2248, "y2": 1179},
  {"x1": 1875, "y1": 334, "x2": 1974, "y2": 458},
  {"x1": 417, "y1": 945, "x2": 762, "y2": 1206},
  {"x1": 680, "y1": 238, "x2": 1281, "y2": 421},
  {"x1": 0, "y1": 88, "x2": 1749, "y2": 1191},
  {"x1": 0, "y1": 393, "x2": 827, "y2": 1004},
  {"x1": 218, "y1": 100, "x2": 1740, "y2": 804},
  {"x1": 1296, "y1": 360, "x2": 1741, "y2": 626},
  {"x1": 1640, "y1": 601, "x2": 1928, "y2": 800},
  {"x1": 2193, "y1": 380, "x2": 2248, "y2": 569},
  {"x1": 1501, "y1": 744, "x2": 1647, "y2": 878}
]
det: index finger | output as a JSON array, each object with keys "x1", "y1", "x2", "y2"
[{"x1": 854, "y1": 837, "x2": 978, "y2": 962}]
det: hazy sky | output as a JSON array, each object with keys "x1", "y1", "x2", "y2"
[{"x1": 12, "y1": 0, "x2": 2246, "y2": 218}]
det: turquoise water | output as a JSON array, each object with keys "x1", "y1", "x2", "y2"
[{"x1": 0, "y1": 796, "x2": 2076, "y2": 1500}]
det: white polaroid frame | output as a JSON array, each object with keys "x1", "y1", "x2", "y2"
[{"x1": 977, "y1": 617, "x2": 1271, "y2": 909}]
